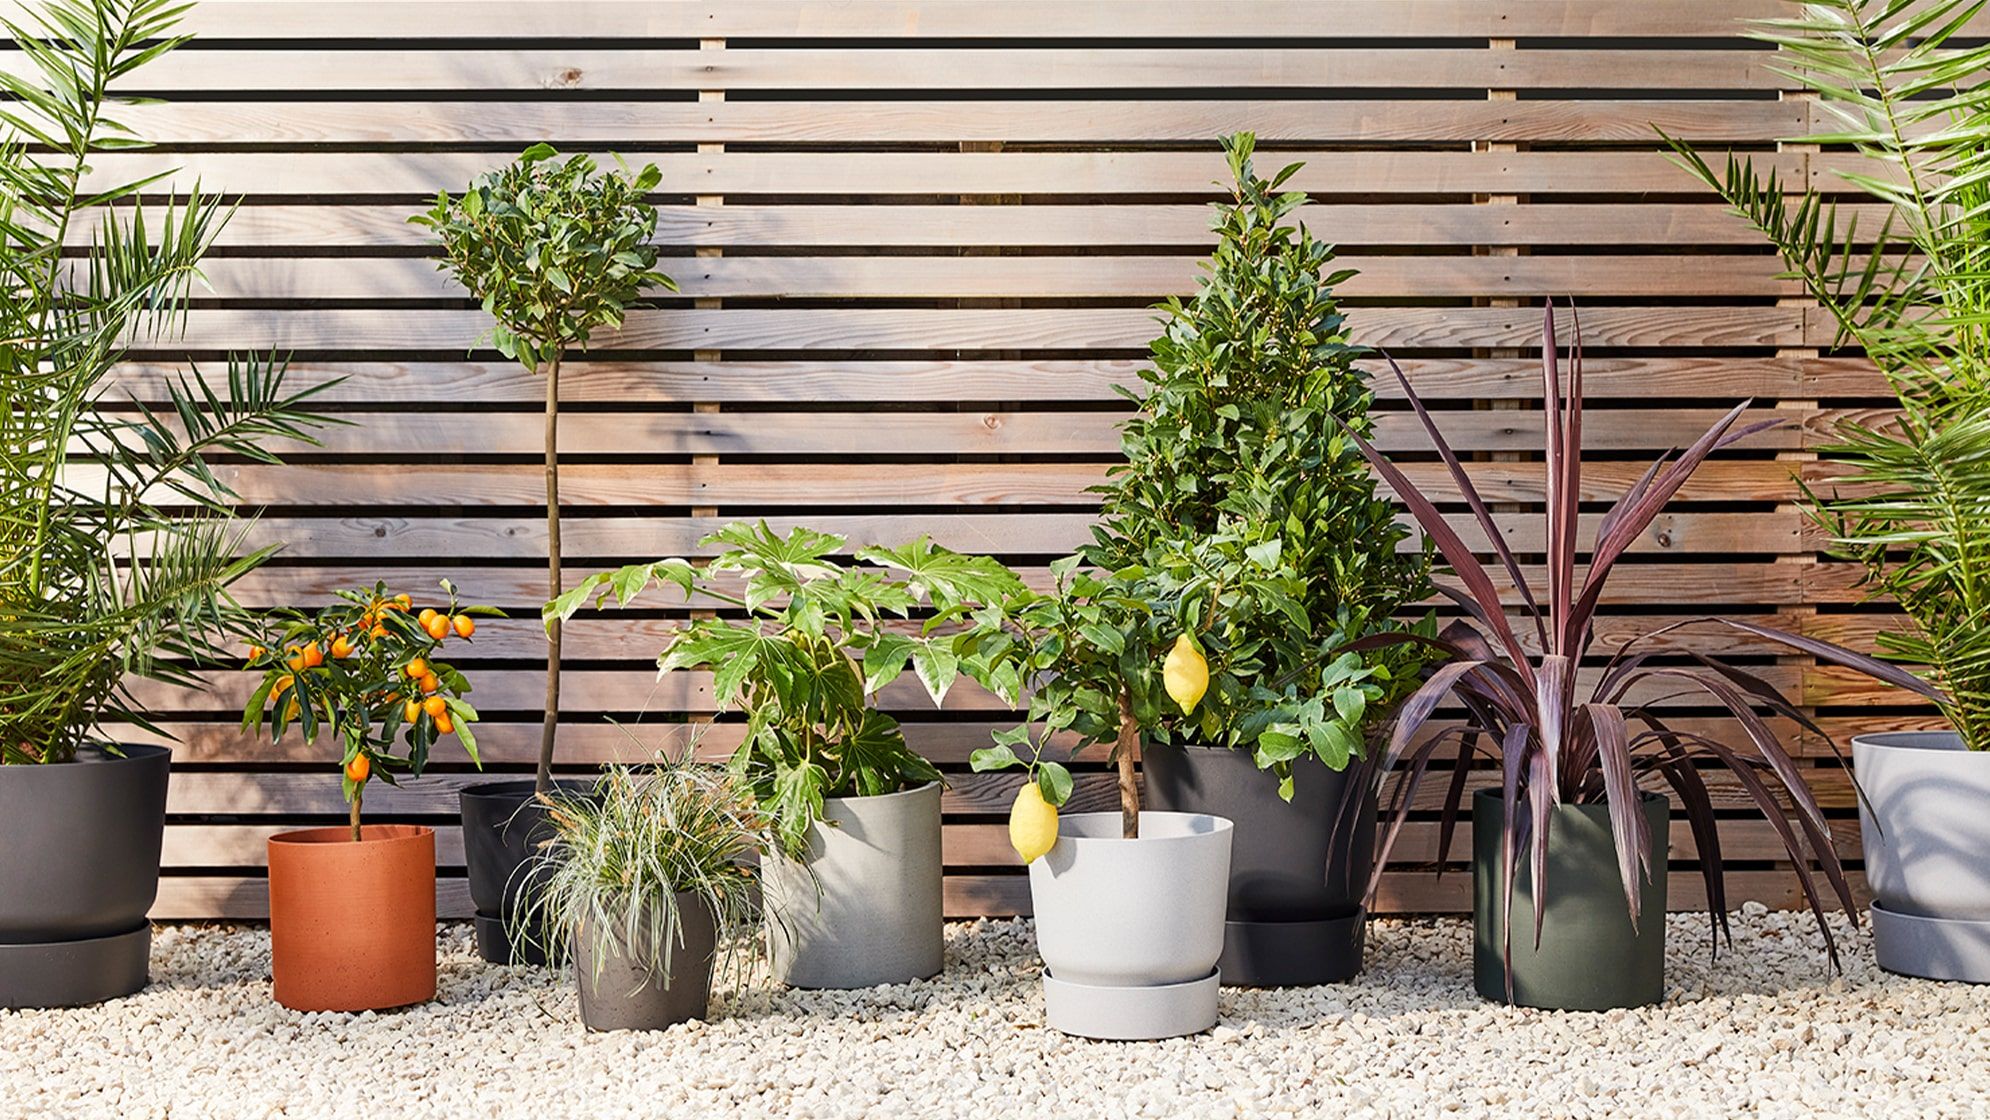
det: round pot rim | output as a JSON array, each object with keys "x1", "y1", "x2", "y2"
[
  {"x1": 1053, "y1": 810, "x2": 1233, "y2": 847},
  {"x1": 0, "y1": 742, "x2": 172, "y2": 769},
  {"x1": 1471, "y1": 787, "x2": 1666, "y2": 809},
  {"x1": 1851, "y1": 729, "x2": 1972, "y2": 753},
  {"x1": 269, "y1": 823, "x2": 434, "y2": 848},
  {"x1": 460, "y1": 777, "x2": 593, "y2": 802},
  {"x1": 822, "y1": 779, "x2": 941, "y2": 807}
]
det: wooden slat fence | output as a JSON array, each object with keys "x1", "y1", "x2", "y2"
[{"x1": 49, "y1": 0, "x2": 1937, "y2": 920}]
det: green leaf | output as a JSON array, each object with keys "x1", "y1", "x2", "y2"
[
  {"x1": 970, "y1": 743, "x2": 1021, "y2": 772},
  {"x1": 1036, "y1": 761, "x2": 1074, "y2": 807}
]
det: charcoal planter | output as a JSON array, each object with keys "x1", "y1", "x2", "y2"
[
  {"x1": 1472, "y1": 787, "x2": 1669, "y2": 1011},
  {"x1": 1144, "y1": 742, "x2": 1375, "y2": 986},
  {"x1": 763, "y1": 781, "x2": 943, "y2": 989},
  {"x1": 0, "y1": 744, "x2": 171, "y2": 1009},
  {"x1": 460, "y1": 779, "x2": 589, "y2": 965},
  {"x1": 1855, "y1": 730, "x2": 1990, "y2": 982},
  {"x1": 573, "y1": 891, "x2": 717, "y2": 1031},
  {"x1": 1029, "y1": 811, "x2": 1233, "y2": 1040}
]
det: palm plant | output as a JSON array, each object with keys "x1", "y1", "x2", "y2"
[
  {"x1": 1664, "y1": 0, "x2": 1990, "y2": 748},
  {"x1": 0, "y1": 0, "x2": 328, "y2": 764},
  {"x1": 1348, "y1": 304, "x2": 1940, "y2": 970}
]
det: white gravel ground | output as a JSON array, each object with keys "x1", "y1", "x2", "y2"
[{"x1": 5, "y1": 904, "x2": 1988, "y2": 1119}]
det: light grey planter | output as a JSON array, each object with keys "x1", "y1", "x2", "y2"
[
  {"x1": 763, "y1": 781, "x2": 944, "y2": 989},
  {"x1": 1855, "y1": 730, "x2": 1990, "y2": 982},
  {"x1": 1028, "y1": 811, "x2": 1233, "y2": 1040},
  {"x1": 573, "y1": 891, "x2": 716, "y2": 1031}
]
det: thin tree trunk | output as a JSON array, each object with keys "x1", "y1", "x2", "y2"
[
  {"x1": 536, "y1": 354, "x2": 563, "y2": 794},
  {"x1": 348, "y1": 788, "x2": 363, "y2": 844},
  {"x1": 1115, "y1": 689, "x2": 1140, "y2": 840}
]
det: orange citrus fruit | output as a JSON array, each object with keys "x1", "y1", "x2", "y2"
[
  {"x1": 423, "y1": 614, "x2": 450, "y2": 641},
  {"x1": 404, "y1": 699, "x2": 421, "y2": 723},
  {"x1": 301, "y1": 644, "x2": 324, "y2": 669},
  {"x1": 404, "y1": 657, "x2": 428, "y2": 680},
  {"x1": 331, "y1": 635, "x2": 354, "y2": 659},
  {"x1": 272, "y1": 674, "x2": 294, "y2": 698},
  {"x1": 418, "y1": 672, "x2": 440, "y2": 695},
  {"x1": 344, "y1": 754, "x2": 371, "y2": 783},
  {"x1": 433, "y1": 712, "x2": 454, "y2": 735},
  {"x1": 452, "y1": 615, "x2": 475, "y2": 639},
  {"x1": 423, "y1": 695, "x2": 448, "y2": 719},
  {"x1": 393, "y1": 594, "x2": 412, "y2": 610}
]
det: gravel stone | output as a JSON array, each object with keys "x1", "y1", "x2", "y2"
[{"x1": 3, "y1": 911, "x2": 1988, "y2": 1118}]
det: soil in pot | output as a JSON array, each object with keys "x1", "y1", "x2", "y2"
[
  {"x1": 267, "y1": 824, "x2": 437, "y2": 1012},
  {"x1": 1144, "y1": 742, "x2": 1375, "y2": 986},
  {"x1": 1471, "y1": 788, "x2": 1669, "y2": 1011},
  {"x1": 762, "y1": 781, "x2": 944, "y2": 989},
  {"x1": 0, "y1": 744, "x2": 171, "y2": 1009},
  {"x1": 1028, "y1": 810, "x2": 1234, "y2": 1040},
  {"x1": 460, "y1": 779, "x2": 590, "y2": 965},
  {"x1": 574, "y1": 890, "x2": 717, "y2": 1031},
  {"x1": 1855, "y1": 730, "x2": 1990, "y2": 982}
]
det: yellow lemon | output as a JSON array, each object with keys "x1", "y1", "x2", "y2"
[
  {"x1": 1163, "y1": 633, "x2": 1209, "y2": 714},
  {"x1": 1009, "y1": 781, "x2": 1060, "y2": 864}
]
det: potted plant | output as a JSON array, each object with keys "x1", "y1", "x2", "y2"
[
  {"x1": 516, "y1": 756, "x2": 773, "y2": 1031},
  {"x1": 242, "y1": 582, "x2": 495, "y2": 1012},
  {"x1": 963, "y1": 558, "x2": 1235, "y2": 1040},
  {"x1": 0, "y1": 0, "x2": 331, "y2": 1009},
  {"x1": 1351, "y1": 304, "x2": 1939, "y2": 1010},
  {"x1": 548, "y1": 522, "x2": 1021, "y2": 988},
  {"x1": 413, "y1": 143, "x2": 675, "y2": 964},
  {"x1": 1664, "y1": 0, "x2": 1990, "y2": 983},
  {"x1": 1087, "y1": 132, "x2": 1435, "y2": 986}
]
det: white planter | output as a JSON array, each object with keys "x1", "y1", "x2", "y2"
[
  {"x1": 1028, "y1": 811, "x2": 1233, "y2": 1040},
  {"x1": 1855, "y1": 730, "x2": 1990, "y2": 982},
  {"x1": 762, "y1": 782, "x2": 944, "y2": 989}
]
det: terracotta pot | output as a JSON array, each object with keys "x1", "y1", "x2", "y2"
[{"x1": 267, "y1": 824, "x2": 437, "y2": 1012}]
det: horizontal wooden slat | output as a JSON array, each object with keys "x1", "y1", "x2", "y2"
[
  {"x1": 186, "y1": 254, "x2": 1797, "y2": 300},
  {"x1": 125, "y1": 100, "x2": 1808, "y2": 146},
  {"x1": 85, "y1": 151, "x2": 1809, "y2": 198}
]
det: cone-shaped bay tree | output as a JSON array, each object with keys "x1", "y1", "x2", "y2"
[
  {"x1": 1083, "y1": 132, "x2": 1436, "y2": 798},
  {"x1": 413, "y1": 145, "x2": 675, "y2": 792}
]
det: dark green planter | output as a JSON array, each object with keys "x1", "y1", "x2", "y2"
[{"x1": 1472, "y1": 787, "x2": 1668, "y2": 1011}]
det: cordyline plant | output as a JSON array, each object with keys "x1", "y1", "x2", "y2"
[
  {"x1": 546, "y1": 522, "x2": 1023, "y2": 857},
  {"x1": 1084, "y1": 132, "x2": 1434, "y2": 797},
  {"x1": 1345, "y1": 304, "x2": 1941, "y2": 975},
  {"x1": 0, "y1": 0, "x2": 329, "y2": 764},
  {"x1": 1663, "y1": 0, "x2": 1990, "y2": 749},
  {"x1": 241, "y1": 582, "x2": 499, "y2": 841},
  {"x1": 412, "y1": 144, "x2": 674, "y2": 793}
]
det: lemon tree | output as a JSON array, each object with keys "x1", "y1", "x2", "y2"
[{"x1": 1081, "y1": 132, "x2": 1436, "y2": 794}]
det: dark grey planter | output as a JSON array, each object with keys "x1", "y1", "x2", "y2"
[
  {"x1": 1472, "y1": 787, "x2": 1669, "y2": 1011},
  {"x1": 1144, "y1": 741, "x2": 1375, "y2": 986},
  {"x1": 763, "y1": 781, "x2": 943, "y2": 989},
  {"x1": 573, "y1": 891, "x2": 717, "y2": 1031},
  {"x1": 0, "y1": 745, "x2": 171, "y2": 1008},
  {"x1": 460, "y1": 779, "x2": 589, "y2": 966},
  {"x1": 1855, "y1": 730, "x2": 1990, "y2": 982}
]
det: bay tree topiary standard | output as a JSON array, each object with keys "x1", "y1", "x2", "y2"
[
  {"x1": 413, "y1": 144, "x2": 675, "y2": 964},
  {"x1": 1662, "y1": 0, "x2": 1990, "y2": 982},
  {"x1": 0, "y1": 0, "x2": 331, "y2": 1009},
  {"x1": 1082, "y1": 132, "x2": 1436, "y2": 984}
]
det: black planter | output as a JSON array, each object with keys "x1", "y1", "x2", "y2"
[
  {"x1": 574, "y1": 890, "x2": 717, "y2": 1031},
  {"x1": 0, "y1": 745, "x2": 171, "y2": 1008},
  {"x1": 1144, "y1": 741, "x2": 1375, "y2": 986},
  {"x1": 1472, "y1": 787, "x2": 1670, "y2": 1010},
  {"x1": 460, "y1": 779, "x2": 589, "y2": 965}
]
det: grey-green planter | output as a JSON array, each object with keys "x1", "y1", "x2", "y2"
[
  {"x1": 1855, "y1": 730, "x2": 1990, "y2": 983},
  {"x1": 762, "y1": 781, "x2": 944, "y2": 989},
  {"x1": 1472, "y1": 787, "x2": 1669, "y2": 1011},
  {"x1": 573, "y1": 891, "x2": 717, "y2": 1031},
  {"x1": 1029, "y1": 811, "x2": 1233, "y2": 1040}
]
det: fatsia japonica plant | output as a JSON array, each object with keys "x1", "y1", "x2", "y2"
[
  {"x1": 545, "y1": 522, "x2": 1023, "y2": 856},
  {"x1": 0, "y1": 0, "x2": 330, "y2": 764},
  {"x1": 412, "y1": 144, "x2": 675, "y2": 793},
  {"x1": 1664, "y1": 0, "x2": 1990, "y2": 749},
  {"x1": 1083, "y1": 131, "x2": 1434, "y2": 797},
  {"x1": 1348, "y1": 304, "x2": 1940, "y2": 969}
]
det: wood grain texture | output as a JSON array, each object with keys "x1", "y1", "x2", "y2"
[{"x1": 65, "y1": 1, "x2": 1919, "y2": 921}]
